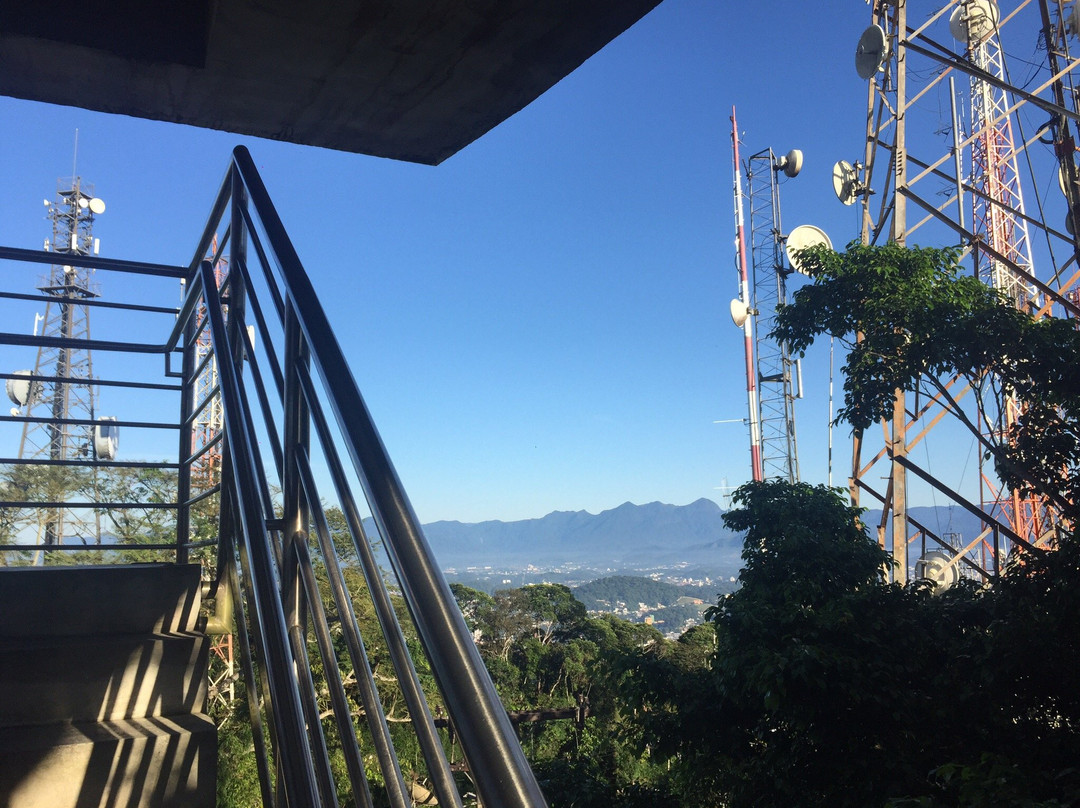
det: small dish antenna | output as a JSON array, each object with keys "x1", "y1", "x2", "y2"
[
  {"x1": 88, "y1": 198, "x2": 106, "y2": 215},
  {"x1": 949, "y1": 0, "x2": 999, "y2": 45},
  {"x1": 855, "y1": 24, "x2": 889, "y2": 79},
  {"x1": 775, "y1": 149, "x2": 803, "y2": 179},
  {"x1": 831, "y1": 160, "x2": 865, "y2": 206},
  {"x1": 5, "y1": 370, "x2": 34, "y2": 407},
  {"x1": 729, "y1": 299, "x2": 754, "y2": 328},
  {"x1": 94, "y1": 416, "x2": 119, "y2": 461},
  {"x1": 77, "y1": 197, "x2": 88, "y2": 209},
  {"x1": 785, "y1": 225, "x2": 833, "y2": 275},
  {"x1": 915, "y1": 550, "x2": 961, "y2": 590}
]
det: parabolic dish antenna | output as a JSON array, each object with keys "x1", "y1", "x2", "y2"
[
  {"x1": 785, "y1": 225, "x2": 833, "y2": 275},
  {"x1": 949, "y1": 0, "x2": 999, "y2": 45},
  {"x1": 88, "y1": 198, "x2": 106, "y2": 214},
  {"x1": 832, "y1": 160, "x2": 861, "y2": 206},
  {"x1": 94, "y1": 416, "x2": 119, "y2": 461},
  {"x1": 855, "y1": 24, "x2": 889, "y2": 80},
  {"x1": 915, "y1": 550, "x2": 961, "y2": 590},
  {"x1": 776, "y1": 149, "x2": 803, "y2": 179},
  {"x1": 729, "y1": 299, "x2": 751, "y2": 328},
  {"x1": 5, "y1": 370, "x2": 34, "y2": 407},
  {"x1": 77, "y1": 197, "x2": 88, "y2": 209}
]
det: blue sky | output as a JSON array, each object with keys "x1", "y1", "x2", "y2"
[{"x1": 0, "y1": 1, "x2": 1065, "y2": 523}]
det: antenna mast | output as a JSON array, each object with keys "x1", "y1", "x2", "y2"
[{"x1": 13, "y1": 176, "x2": 110, "y2": 548}]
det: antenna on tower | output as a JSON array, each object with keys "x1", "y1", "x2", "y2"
[{"x1": 730, "y1": 130, "x2": 829, "y2": 484}]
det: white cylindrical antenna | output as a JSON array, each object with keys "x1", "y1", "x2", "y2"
[
  {"x1": 93, "y1": 238, "x2": 100, "y2": 255},
  {"x1": 70, "y1": 233, "x2": 77, "y2": 250},
  {"x1": 795, "y1": 358, "x2": 804, "y2": 399}
]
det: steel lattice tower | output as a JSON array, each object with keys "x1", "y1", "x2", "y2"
[
  {"x1": 960, "y1": 0, "x2": 1055, "y2": 550},
  {"x1": 846, "y1": 0, "x2": 1079, "y2": 584},
  {"x1": 15, "y1": 177, "x2": 104, "y2": 546},
  {"x1": 745, "y1": 149, "x2": 801, "y2": 483}
]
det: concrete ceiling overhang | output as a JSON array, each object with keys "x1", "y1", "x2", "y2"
[{"x1": 0, "y1": 0, "x2": 662, "y2": 165}]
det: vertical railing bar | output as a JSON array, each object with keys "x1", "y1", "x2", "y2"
[
  {"x1": 294, "y1": 446, "x2": 414, "y2": 808},
  {"x1": 232, "y1": 255, "x2": 286, "y2": 397},
  {"x1": 234, "y1": 322, "x2": 286, "y2": 481},
  {"x1": 238, "y1": 200, "x2": 287, "y2": 323},
  {"x1": 291, "y1": 530, "x2": 379, "y2": 808},
  {"x1": 295, "y1": 364, "x2": 463, "y2": 808},
  {"x1": 221, "y1": 527, "x2": 278, "y2": 808},
  {"x1": 232, "y1": 145, "x2": 547, "y2": 808},
  {"x1": 283, "y1": 542, "x2": 341, "y2": 808},
  {"x1": 176, "y1": 298, "x2": 198, "y2": 564},
  {"x1": 200, "y1": 258, "x2": 321, "y2": 804}
]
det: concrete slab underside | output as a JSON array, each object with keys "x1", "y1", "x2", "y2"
[{"x1": 0, "y1": 0, "x2": 662, "y2": 165}]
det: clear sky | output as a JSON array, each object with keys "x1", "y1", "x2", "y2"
[{"x1": 0, "y1": 1, "x2": 1065, "y2": 524}]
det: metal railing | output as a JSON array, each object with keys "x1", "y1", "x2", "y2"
[
  {"x1": 0, "y1": 147, "x2": 549, "y2": 806},
  {"x1": 178, "y1": 148, "x2": 549, "y2": 807}
]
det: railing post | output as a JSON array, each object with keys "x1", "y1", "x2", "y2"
[
  {"x1": 198, "y1": 258, "x2": 322, "y2": 806},
  {"x1": 175, "y1": 286, "x2": 197, "y2": 565},
  {"x1": 281, "y1": 299, "x2": 311, "y2": 642}
]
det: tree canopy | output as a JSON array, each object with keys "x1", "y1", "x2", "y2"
[{"x1": 773, "y1": 242, "x2": 1080, "y2": 523}]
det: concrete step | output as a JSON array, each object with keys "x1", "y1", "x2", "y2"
[
  {"x1": 0, "y1": 713, "x2": 217, "y2": 808},
  {"x1": 0, "y1": 564, "x2": 203, "y2": 638},
  {"x1": 0, "y1": 631, "x2": 208, "y2": 727}
]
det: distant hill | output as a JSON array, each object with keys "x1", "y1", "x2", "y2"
[
  {"x1": 419, "y1": 498, "x2": 744, "y2": 571},
  {"x1": 574, "y1": 575, "x2": 695, "y2": 610}
]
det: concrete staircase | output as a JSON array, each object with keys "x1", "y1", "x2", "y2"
[{"x1": 0, "y1": 563, "x2": 217, "y2": 808}]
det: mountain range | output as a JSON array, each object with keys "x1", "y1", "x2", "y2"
[
  {"x1": 420, "y1": 498, "x2": 744, "y2": 572},
  {"x1": 412, "y1": 499, "x2": 996, "y2": 576}
]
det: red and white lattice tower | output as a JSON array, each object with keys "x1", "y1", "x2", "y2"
[{"x1": 957, "y1": 0, "x2": 1055, "y2": 548}]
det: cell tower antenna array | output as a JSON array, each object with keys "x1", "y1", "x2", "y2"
[
  {"x1": 8, "y1": 176, "x2": 115, "y2": 547},
  {"x1": 729, "y1": 111, "x2": 831, "y2": 484}
]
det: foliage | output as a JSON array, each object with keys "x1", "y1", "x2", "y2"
[
  {"x1": 573, "y1": 574, "x2": 696, "y2": 610},
  {"x1": 621, "y1": 479, "x2": 1080, "y2": 807},
  {"x1": 773, "y1": 242, "x2": 1080, "y2": 523}
]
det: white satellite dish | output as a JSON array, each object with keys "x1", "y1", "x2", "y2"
[
  {"x1": 5, "y1": 370, "x2": 34, "y2": 407},
  {"x1": 915, "y1": 550, "x2": 961, "y2": 590},
  {"x1": 855, "y1": 24, "x2": 889, "y2": 79},
  {"x1": 785, "y1": 225, "x2": 833, "y2": 275},
  {"x1": 88, "y1": 198, "x2": 106, "y2": 215},
  {"x1": 949, "y1": 0, "x2": 999, "y2": 45},
  {"x1": 776, "y1": 149, "x2": 803, "y2": 179},
  {"x1": 832, "y1": 160, "x2": 862, "y2": 206},
  {"x1": 729, "y1": 299, "x2": 753, "y2": 328},
  {"x1": 78, "y1": 197, "x2": 88, "y2": 209},
  {"x1": 94, "y1": 416, "x2": 119, "y2": 461}
]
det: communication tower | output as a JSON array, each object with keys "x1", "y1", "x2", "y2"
[
  {"x1": 730, "y1": 113, "x2": 831, "y2": 483},
  {"x1": 838, "y1": 0, "x2": 1080, "y2": 583},
  {"x1": 7, "y1": 177, "x2": 116, "y2": 547}
]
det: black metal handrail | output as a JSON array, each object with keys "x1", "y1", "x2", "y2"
[{"x1": 168, "y1": 147, "x2": 549, "y2": 807}]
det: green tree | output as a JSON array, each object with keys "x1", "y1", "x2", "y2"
[{"x1": 773, "y1": 241, "x2": 1080, "y2": 523}]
